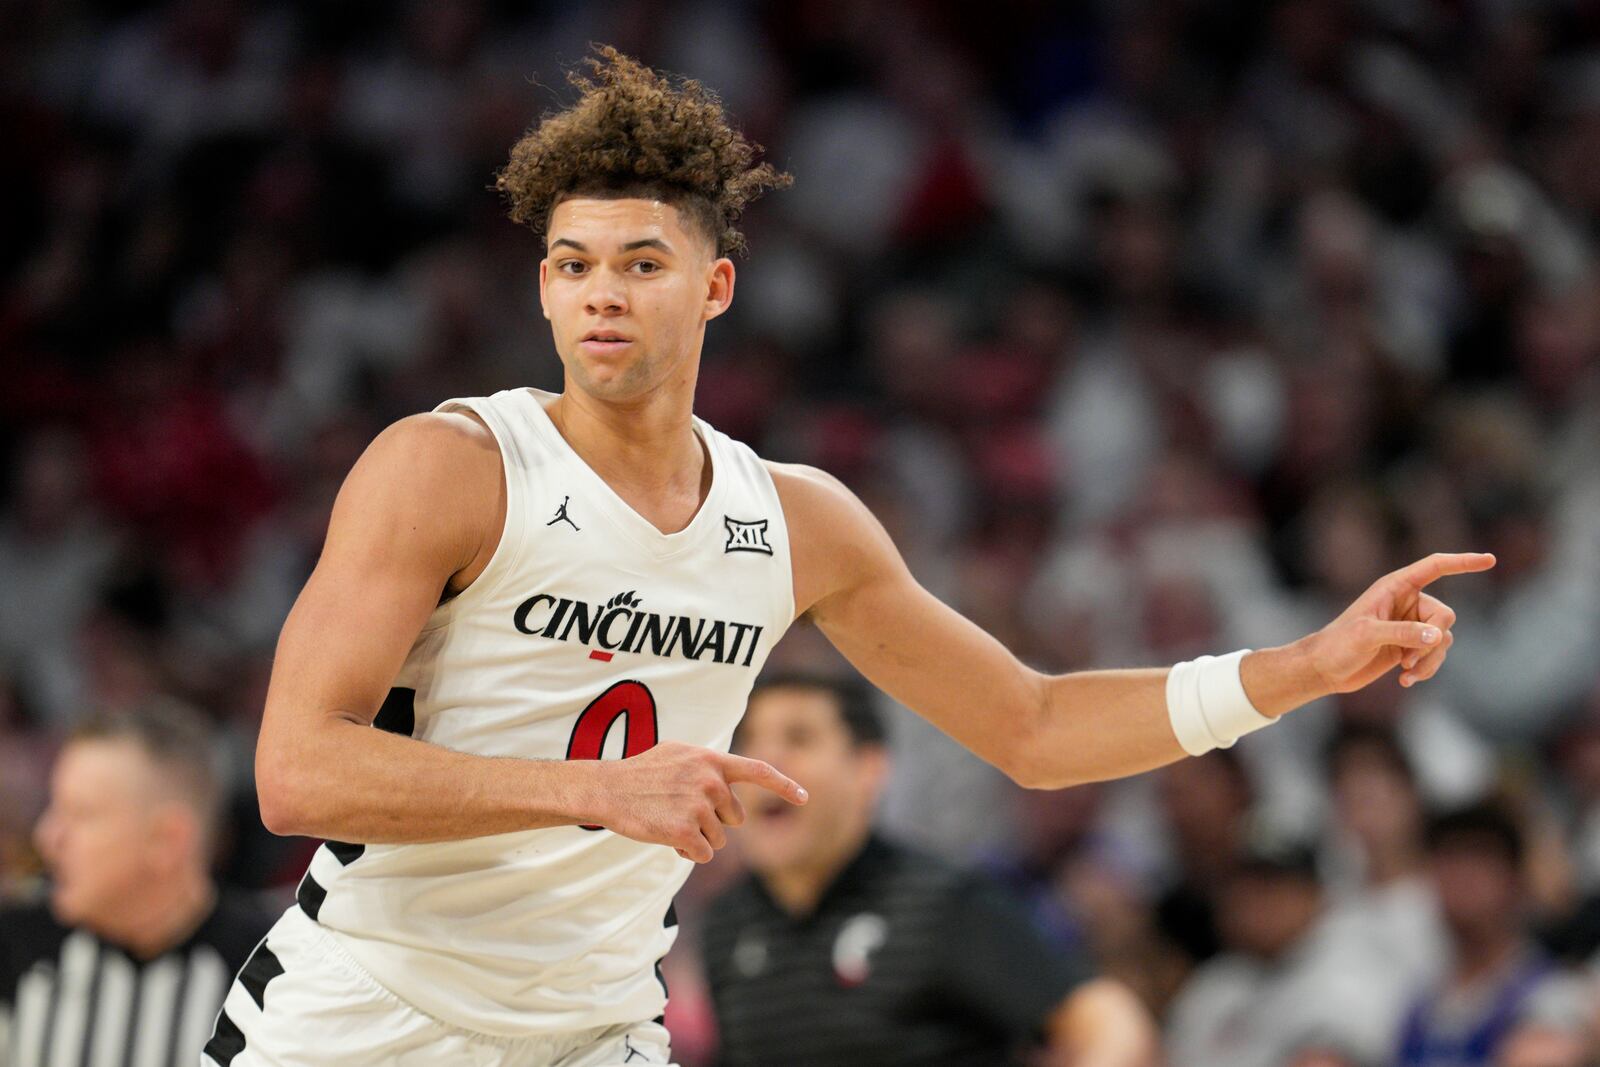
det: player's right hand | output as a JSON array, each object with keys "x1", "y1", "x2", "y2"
[{"x1": 582, "y1": 741, "x2": 808, "y2": 863}]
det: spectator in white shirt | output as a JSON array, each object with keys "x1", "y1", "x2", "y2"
[{"x1": 1166, "y1": 838, "x2": 1413, "y2": 1067}]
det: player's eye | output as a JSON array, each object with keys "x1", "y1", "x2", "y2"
[
  {"x1": 632, "y1": 260, "x2": 661, "y2": 274},
  {"x1": 557, "y1": 260, "x2": 587, "y2": 275}
]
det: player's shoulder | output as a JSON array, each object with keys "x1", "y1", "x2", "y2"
[
  {"x1": 762, "y1": 461, "x2": 871, "y2": 534},
  {"x1": 371, "y1": 409, "x2": 499, "y2": 467},
  {"x1": 324, "y1": 408, "x2": 505, "y2": 566},
  {"x1": 762, "y1": 459, "x2": 849, "y2": 494},
  {"x1": 344, "y1": 409, "x2": 502, "y2": 506}
]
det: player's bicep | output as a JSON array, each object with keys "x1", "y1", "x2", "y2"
[
  {"x1": 814, "y1": 565, "x2": 1040, "y2": 768},
  {"x1": 262, "y1": 415, "x2": 498, "y2": 735}
]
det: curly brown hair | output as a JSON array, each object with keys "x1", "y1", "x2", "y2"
[{"x1": 496, "y1": 45, "x2": 792, "y2": 258}]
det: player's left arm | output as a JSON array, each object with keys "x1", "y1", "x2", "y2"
[{"x1": 770, "y1": 462, "x2": 1493, "y2": 789}]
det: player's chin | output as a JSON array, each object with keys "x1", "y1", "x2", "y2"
[{"x1": 569, "y1": 358, "x2": 653, "y2": 401}]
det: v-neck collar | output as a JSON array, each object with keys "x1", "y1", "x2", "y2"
[{"x1": 516, "y1": 388, "x2": 725, "y2": 560}]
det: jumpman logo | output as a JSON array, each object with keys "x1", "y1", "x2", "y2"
[{"x1": 547, "y1": 495, "x2": 580, "y2": 531}]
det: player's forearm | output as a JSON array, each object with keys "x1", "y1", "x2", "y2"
[
  {"x1": 256, "y1": 716, "x2": 601, "y2": 843},
  {"x1": 1020, "y1": 667, "x2": 1186, "y2": 789},
  {"x1": 1022, "y1": 639, "x2": 1329, "y2": 789}
]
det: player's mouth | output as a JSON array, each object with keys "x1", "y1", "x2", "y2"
[{"x1": 579, "y1": 330, "x2": 634, "y2": 355}]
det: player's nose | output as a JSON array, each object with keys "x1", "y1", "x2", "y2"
[{"x1": 583, "y1": 274, "x2": 628, "y2": 315}]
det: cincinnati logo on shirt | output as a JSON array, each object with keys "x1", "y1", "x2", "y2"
[{"x1": 512, "y1": 590, "x2": 764, "y2": 667}]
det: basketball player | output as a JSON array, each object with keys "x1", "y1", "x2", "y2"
[{"x1": 206, "y1": 46, "x2": 1493, "y2": 1066}]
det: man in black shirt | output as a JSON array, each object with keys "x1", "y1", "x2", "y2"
[
  {"x1": 702, "y1": 672, "x2": 1156, "y2": 1067},
  {"x1": 0, "y1": 701, "x2": 270, "y2": 1067}
]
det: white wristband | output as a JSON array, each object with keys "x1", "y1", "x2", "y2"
[{"x1": 1166, "y1": 649, "x2": 1275, "y2": 757}]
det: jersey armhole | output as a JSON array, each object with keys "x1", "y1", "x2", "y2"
[
  {"x1": 758, "y1": 458, "x2": 804, "y2": 628},
  {"x1": 421, "y1": 397, "x2": 531, "y2": 628}
]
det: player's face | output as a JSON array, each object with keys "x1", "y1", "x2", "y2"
[
  {"x1": 539, "y1": 198, "x2": 733, "y2": 404},
  {"x1": 34, "y1": 740, "x2": 170, "y2": 932},
  {"x1": 733, "y1": 687, "x2": 886, "y2": 876}
]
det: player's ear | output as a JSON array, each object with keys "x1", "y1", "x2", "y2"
[
  {"x1": 537, "y1": 259, "x2": 551, "y2": 320},
  {"x1": 703, "y1": 257, "x2": 735, "y2": 322}
]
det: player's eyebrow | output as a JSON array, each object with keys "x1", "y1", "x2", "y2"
[
  {"x1": 548, "y1": 237, "x2": 675, "y2": 255},
  {"x1": 620, "y1": 238, "x2": 674, "y2": 254}
]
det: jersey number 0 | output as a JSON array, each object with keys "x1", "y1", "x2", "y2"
[{"x1": 565, "y1": 680, "x2": 659, "y2": 831}]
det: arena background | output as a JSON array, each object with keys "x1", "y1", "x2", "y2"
[{"x1": 4, "y1": 0, "x2": 1600, "y2": 1063}]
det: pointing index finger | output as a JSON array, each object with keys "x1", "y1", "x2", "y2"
[
  {"x1": 1395, "y1": 552, "x2": 1496, "y2": 591},
  {"x1": 718, "y1": 753, "x2": 809, "y2": 805}
]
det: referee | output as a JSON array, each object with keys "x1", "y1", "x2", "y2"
[
  {"x1": 702, "y1": 672, "x2": 1156, "y2": 1067},
  {"x1": 0, "y1": 702, "x2": 269, "y2": 1067}
]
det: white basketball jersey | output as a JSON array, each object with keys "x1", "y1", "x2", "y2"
[{"x1": 294, "y1": 387, "x2": 795, "y2": 1037}]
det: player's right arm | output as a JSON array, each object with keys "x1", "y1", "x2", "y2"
[{"x1": 254, "y1": 413, "x2": 803, "y2": 858}]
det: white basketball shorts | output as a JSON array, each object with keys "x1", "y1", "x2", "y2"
[{"x1": 200, "y1": 905, "x2": 677, "y2": 1066}]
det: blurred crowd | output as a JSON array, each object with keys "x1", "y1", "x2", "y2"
[{"x1": 5, "y1": 0, "x2": 1600, "y2": 1063}]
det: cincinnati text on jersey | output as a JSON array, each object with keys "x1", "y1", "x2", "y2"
[{"x1": 512, "y1": 590, "x2": 765, "y2": 667}]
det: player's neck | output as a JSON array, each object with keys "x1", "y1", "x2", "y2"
[{"x1": 548, "y1": 379, "x2": 704, "y2": 497}]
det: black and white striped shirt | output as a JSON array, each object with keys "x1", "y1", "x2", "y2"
[{"x1": 0, "y1": 896, "x2": 269, "y2": 1067}]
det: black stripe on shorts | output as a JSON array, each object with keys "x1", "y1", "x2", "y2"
[
  {"x1": 204, "y1": 940, "x2": 286, "y2": 1065},
  {"x1": 325, "y1": 839, "x2": 365, "y2": 865},
  {"x1": 237, "y1": 944, "x2": 285, "y2": 1010},
  {"x1": 204, "y1": 1009, "x2": 247, "y2": 1065},
  {"x1": 297, "y1": 873, "x2": 328, "y2": 922}
]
